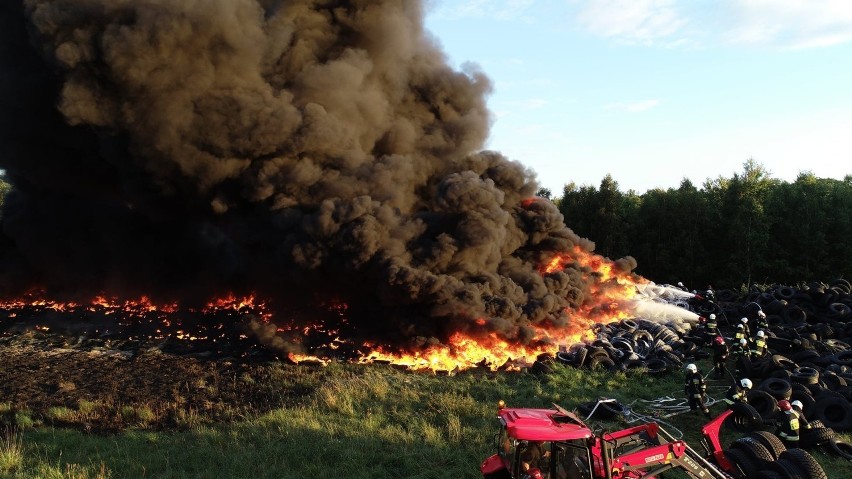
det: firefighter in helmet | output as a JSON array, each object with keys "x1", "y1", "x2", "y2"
[
  {"x1": 724, "y1": 378, "x2": 752, "y2": 406},
  {"x1": 776, "y1": 400, "x2": 801, "y2": 447},
  {"x1": 712, "y1": 336, "x2": 729, "y2": 379},
  {"x1": 790, "y1": 400, "x2": 811, "y2": 430},
  {"x1": 752, "y1": 330, "x2": 768, "y2": 358},
  {"x1": 705, "y1": 313, "x2": 719, "y2": 336},
  {"x1": 755, "y1": 310, "x2": 769, "y2": 332},
  {"x1": 738, "y1": 317, "x2": 751, "y2": 340},
  {"x1": 730, "y1": 337, "x2": 751, "y2": 379},
  {"x1": 684, "y1": 364, "x2": 710, "y2": 417}
]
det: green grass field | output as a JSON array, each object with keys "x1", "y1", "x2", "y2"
[{"x1": 1, "y1": 358, "x2": 850, "y2": 478}]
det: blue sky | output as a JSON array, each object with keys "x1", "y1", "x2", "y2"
[{"x1": 424, "y1": 0, "x2": 852, "y2": 194}]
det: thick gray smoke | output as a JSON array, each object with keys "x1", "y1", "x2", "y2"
[{"x1": 0, "y1": 0, "x2": 634, "y2": 349}]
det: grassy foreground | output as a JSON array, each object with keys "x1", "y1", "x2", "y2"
[{"x1": 1, "y1": 359, "x2": 850, "y2": 478}]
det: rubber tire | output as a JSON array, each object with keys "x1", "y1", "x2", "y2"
[
  {"x1": 726, "y1": 402, "x2": 764, "y2": 432},
  {"x1": 813, "y1": 395, "x2": 852, "y2": 431},
  {"x1": 790, "y1": 366, "x2": 820, "y2": 385},
  {"x1": 730, "y1": 436, "x2": 775, "y2": 468},
  {"x1": 747, "y1": 431, "x2": 786, "y2": 460},
  {"x1": 799, "y1": 425, "x2": 836, "y2": 448},
  {"x1": 826, "y1": 438, "x2": 852, "y2": 460},
  {"x1": 765, "y1": 458, "x2": 807, "y2": 479},
  {"x1": 723, "y1": 448, "x2": 758, "y2": 478},
  {"x1": 754, "y1": 471, "x2": 784, "y2": 479},
  {"x1": 760, "y1": 378, "x2": 793, "y2": 400},
  {"x1": 746, "y1": 389, "x2": 778, "y2": 422},
  {"x1": 778, "y1": 448, "x2": 828, "y2": 479}
]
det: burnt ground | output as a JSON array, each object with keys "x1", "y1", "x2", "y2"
[{"x1": 0, "y1": 327, "x2": 326, "y2": 434}]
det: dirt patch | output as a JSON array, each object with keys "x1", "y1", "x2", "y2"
[{"x1": 0, "y1": 331, "x2": 322, "y2": 433}]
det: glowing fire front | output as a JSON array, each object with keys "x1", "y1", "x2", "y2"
[{"x1": 0, "y1": 247, "x2": 647, "y2": 372}]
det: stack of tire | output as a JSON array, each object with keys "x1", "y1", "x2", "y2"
[
  {"x1": 703, "y1": 279, "x2": 852, "y2": 461},
  {"x1": 539, "y1": 318, "x2": 704, "y2": 375},
  {"x1": 722, "y1": 432, "x2": 828, "y2": 479}
]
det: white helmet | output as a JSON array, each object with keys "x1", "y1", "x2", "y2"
[
  {"x1": 741, "y1": 317, "x2": 748, "y2": 324},
  {"x1": 709, "y1": 314, "x2": 716, "y2": 320},
  {"x1": 757, "y1": 330, "x2": 765, "y2": 338},
  {"x1": 686, "y1": 363, "x2": 698, "y2": 373},
  {"x1": 737, "y1": 324, "x2": 744, "y2": 329},
  {"x1": 739, "y1": 338, "x2": 748, "y2": 346},
  {"x1": 678, "y1": 282, "x2": 684, "y2": 287},
  {"x1": 741, "y1": 378, "x2": 753, "y2": 389},
  {"x1": 791, "y1": 400, "x2": 803, "y2": 410},
  {"x1": 758, "y1": 311, "x2": 766, "y2": 318}
]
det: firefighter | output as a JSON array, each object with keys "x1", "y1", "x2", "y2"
[
  {"x1": 739, "y1": 317, "x2": 751, "y2": 339},
  {"x1": 705, "y1": 313, "x2": 718, "y2": 335},
  {"x1": 752, "y1": 330, "x2": 768, "y2": 358},
  {"x1": 712, "y1": 336, "x2": 729, "y2": 379},
  {"x1": 723, "y1": 378, "x2": 752, "y2": 406},
  {"x1": 776, "y1": 400, "x2": 801, "y2": 448},
  {"x1": 731, "y1": 338, "x2": 751, "y2": 378},
  {"x1": 755, "y1": 310, "x2": 769, "y2": 333},
  {"x1": 734, "y1": 324, "x2": 748, "y2": 345},
  {"x1": 676, "y1": 281, "x2": 686, "y2": 291},
  {"x1": 684, "y1": 363, "x2": 710, "y2": 417},
  {"x1": 791, "y1": 400, "x2": 811, "y2": 430}
]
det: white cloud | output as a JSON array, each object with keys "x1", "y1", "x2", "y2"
[
  {"x1": 727, "y1": 0, "x2": 852, "y2": 49},
  {"x1": 604, "y1": 99, "x2": 660, "y2": 112},
  {"x1": 429, "y1": 0, "x2": 537, "y2": 21},
  {"x1": 568, "y1": 0, "x2": 852, "y2": 50},
  {"x1": 574, "y1": 0, "x2": 687, "y2": 44},
  {"x1": 523, "y1": 98, "x2": 549, "y2": 109}
]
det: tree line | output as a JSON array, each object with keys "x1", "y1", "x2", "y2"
[
  {"x1": 2, "y1": 162, "x2": 851, "y2": 291},
  {"x1": 546, "y1": 160, "x2": 852, "y2": 290}
]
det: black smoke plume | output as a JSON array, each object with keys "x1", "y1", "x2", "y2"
[{"x1": 0, "y1": 0, "x2": 635, "y2": 350}]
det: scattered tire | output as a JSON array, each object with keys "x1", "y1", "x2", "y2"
[
  {"x1": 555, "y1": 351, "x2": 574, "y2": 365},
  {"x1": 586, "y1": 356, "x2": 616, "y2": 371},
  {"x1": 730, "y1": 436, "x2": 774, "y2": 467},
  {"x1": 644, "y1": 357, "x2": 668, "y2": 376},
  {"x1": 760, "y1": 377, "x2": 793, "y2": 400},
  {"x1": 813, "y1": 395, "x2": 852, "y2": 431},
  {"x1": 826, "y1": 439, "x2": 852, "y2": 461},
  {"x1": 747, "y1": 431, "x2": 786, "y2": 460},
  {"x1": 778, "y1": 448, "x2": 828, "y2": 479},
  {"x1": 724, "y1": 448, "x2": 760, "y2": 478},
  {"x1": 765, "y1": 458, "x2": 807, "y2": 479},
  {"x1": 726, "y1": 402, "x2": 764, "y2": 432},
  {"x1": 746, "y1": 390, "x2": 778, "y2": 422},
  {"x1": 790, "y1": 366, "x2": 819, "y2": 385},
  {"x1": 799, "y1": 424, "x2": 836, "y2": 448}
]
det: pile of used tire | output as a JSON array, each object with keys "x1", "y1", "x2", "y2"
[
  {"x1": 533, "y1": 317, "x2": 703, "y2": 376},
  {"x1": 706, "y1": 279, "x2": 852, "y2": 460},
  {"x1": 721, "y1": 432, "x2": 828, "y2": 479},
  {"x1": 530, "y1": 279, "x2": 852, "y2": 457}
]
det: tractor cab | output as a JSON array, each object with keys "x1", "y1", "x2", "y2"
[{"x1": 481, "y1": 404, "x2": 594, "y2": 479}]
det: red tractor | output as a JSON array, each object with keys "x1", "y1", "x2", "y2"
[{"x1": 480, "y1": 400, "x2": 825, "y2": 479}]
